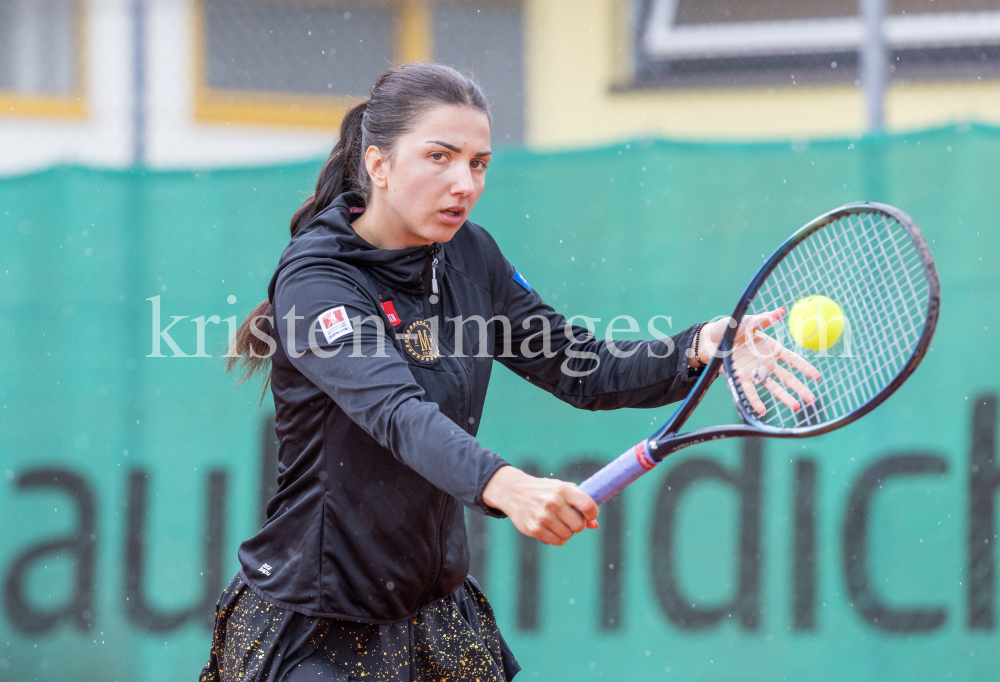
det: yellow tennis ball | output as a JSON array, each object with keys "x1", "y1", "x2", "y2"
[{"x1": 788, "y1": 295, "x2": 845, "y2": 351}]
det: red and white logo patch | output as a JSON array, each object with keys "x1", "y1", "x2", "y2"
[
  {"x1": 380, "y1": 300, "x2": 402, "y2": 327},
  {"x1": 318, "y1": 305, "x2": 353, "y2": 343}
]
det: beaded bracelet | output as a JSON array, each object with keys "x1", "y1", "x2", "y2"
[{"x1": 691, "y1": 321, "x2": 707, "y2": 369}]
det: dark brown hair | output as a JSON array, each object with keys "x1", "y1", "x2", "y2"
[{"x1": 226, "y1": 62, "x2": 491, "y2": 401}]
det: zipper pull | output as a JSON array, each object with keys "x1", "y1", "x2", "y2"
[{"x1": 430, "y1": 246, "x2": 439, "y2": 296}]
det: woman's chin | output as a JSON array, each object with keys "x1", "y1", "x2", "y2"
[{"x1": 422, "y1": 221, "x2": 464, "y2": 243}]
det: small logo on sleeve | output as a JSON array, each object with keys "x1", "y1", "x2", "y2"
[
  {"x1": 512, "y1": 269, "x2": 531, "y2": 292},
  {"x1": 318, "y1": 306, "x2": 353, "y2": 343},
  {"x1": 259, "y1": 563, "x2": 273, "y2": 576},
  {"x1": 380, "y1": 300, "x2": 402, "y2": 326}
]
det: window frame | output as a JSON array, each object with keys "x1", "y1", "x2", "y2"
[
  {"x1": 635, "y1": 0, "x2": 1000, "y2": 86},
  {"x1": 0, "y1": 0, "x2": 88, "y2": 120},
  {"x1": 192, "y1": 0, "x2": 433, "y2": 128}
]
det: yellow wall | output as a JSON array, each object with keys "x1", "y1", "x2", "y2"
[{"x1": 524, "y1": 0, "x2": 1000, "y2": 147}]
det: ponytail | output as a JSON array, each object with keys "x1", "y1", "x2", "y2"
[
  {"x1": 289, "y1": 100, "x2": 369, "y2": 238},
  {"x1": 227, "y1": 62, "x2": 491, "y2": 402},
  {"x1": 226, "y1": 100, "x2": 370, "y2": 402}
]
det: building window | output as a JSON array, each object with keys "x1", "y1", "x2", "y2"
[
  {"x1": 0, "y1": 0, "x2": 86, "y2": 118},
  {"x1": 195, "y1": 0, "x2": 398, "y2": 127},
  {"x1": 434, "y1": 0, "x2": 524, "y2": 143},
  {"x1": 635, "y1": 0, "x2": 1000, "y2": 87},
  {"x1": 195, "y1": 0, "x2": 525, "y2": 142},
  {"x1": 205, "y1": 1, "x2": 395, "y2": 97}
]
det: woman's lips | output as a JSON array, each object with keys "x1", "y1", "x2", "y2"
[{"x1": 438, "y1": 207, "x2": 466, "y2": 226}]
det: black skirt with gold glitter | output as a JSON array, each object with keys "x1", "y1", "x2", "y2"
[{"x1": 199, "y1": 571, "x2": 520, "y2": 682}]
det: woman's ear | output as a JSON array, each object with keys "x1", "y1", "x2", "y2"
[{"x1": 365, "y1": 145, "x2": 388, "y2": 189}]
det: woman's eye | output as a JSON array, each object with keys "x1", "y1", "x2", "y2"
[
  {"x1": 471, "y1": 160, "x2": 487, "y2": 170},
  {"x1": 431, "y1": 152, "x2": 446, "y2": 161}
]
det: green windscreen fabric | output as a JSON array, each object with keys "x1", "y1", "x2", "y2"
[{"x1": 1, "y1": 125, "x2": 998, "y2": 681}]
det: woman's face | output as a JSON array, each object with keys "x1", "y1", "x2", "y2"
[{"x1": 365, "y1": 104, "x2": 491, "y2": 247}]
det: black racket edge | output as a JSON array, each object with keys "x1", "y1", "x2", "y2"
[{"x1": 645, "y1": 201, "x2": 941, "y2": 464}]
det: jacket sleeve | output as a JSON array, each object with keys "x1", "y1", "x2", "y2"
[
  {"x1": 483, "y1": 238, "x2": 705, "y2": 411},
  {"x1": 273, "y1": 259, "x2": 509, "y2": 516}
]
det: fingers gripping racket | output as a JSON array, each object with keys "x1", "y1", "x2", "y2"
[{"x1": 579, "y1": 202, "x2": 940, "y2": 505}]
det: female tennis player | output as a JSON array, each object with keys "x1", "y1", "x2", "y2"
[{"x1": 200, "y1": 62, "x2": 817, "y2": 682}]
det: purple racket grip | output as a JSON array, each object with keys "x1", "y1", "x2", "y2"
[{"x1": 578, "y1": 440, "x2": 657, "y2": 505}]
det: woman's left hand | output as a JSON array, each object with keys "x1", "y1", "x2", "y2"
[{"x1": 694, "y1": 308, "x2": 822, "y2": 416}]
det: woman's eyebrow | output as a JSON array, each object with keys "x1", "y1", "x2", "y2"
[{"x1": 425, "y1": 140, "x2": 492, "y2": 157}]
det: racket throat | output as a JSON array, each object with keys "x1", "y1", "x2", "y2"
[{"x1": 652, "y1": 424, "x2": 762, "y2": 460}]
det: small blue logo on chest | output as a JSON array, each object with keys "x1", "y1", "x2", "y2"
[{"x1": 512, "y1": 270, "x2": 531, "y2": 292}]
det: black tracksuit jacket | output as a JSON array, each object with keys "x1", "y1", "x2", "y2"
[{"x1": 238, "y1": 191, "x2": 703, "y2": 623}]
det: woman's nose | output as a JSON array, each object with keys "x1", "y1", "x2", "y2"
[{"x1": 451, "y1": 168, "x2": 475, "y2": 197}]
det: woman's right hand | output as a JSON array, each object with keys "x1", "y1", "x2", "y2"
[{"x1": 482, "y1": 465, "x2": 599, "y2": 546}]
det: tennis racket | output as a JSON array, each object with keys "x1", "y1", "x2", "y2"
[{"x1": 579, "y1": 201, "x2": 940, "y2": 505}]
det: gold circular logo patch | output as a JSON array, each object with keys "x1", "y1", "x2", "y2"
[{"x1": 402, "y1": 320, "x2": 440, "y2": 363}]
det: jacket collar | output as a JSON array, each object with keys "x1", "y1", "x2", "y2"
[{"x1": 268, "y1": 192, "x2": 451, "y2": 301}]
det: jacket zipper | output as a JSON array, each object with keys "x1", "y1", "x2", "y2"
[
  {"x1": 430, "y1": 245, "x2": 439, "y2": 296},
  {"x1": 429, "y1": 243, "x2": 451, "y2": 598}
]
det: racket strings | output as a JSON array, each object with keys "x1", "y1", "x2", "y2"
[
  {"x1": 737, "y1": 211, "x2": 931, "y2": 429},
  {"x1": 782, "y1": 214, "x2": 924, "y2": 419},
  {"x1": 827, "y1": 220, "x2": 916, "y2": 409},
  {"x1": 834, "y1": 216, "x2": 920, "y2": 370},
  {"x1": 770, "y1": 214, "x2": 925, "y2": 422}
]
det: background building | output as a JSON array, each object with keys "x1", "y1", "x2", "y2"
[{"x1": 2, "y1": 0, "x2": 1000, "y2": 174}]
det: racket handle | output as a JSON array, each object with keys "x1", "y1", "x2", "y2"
[{"x1": 579, "y1": 440, "x2": 657, "y2": 506}]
